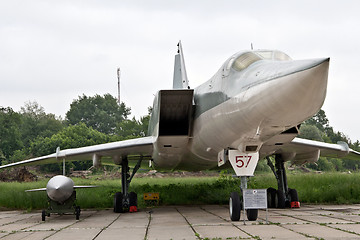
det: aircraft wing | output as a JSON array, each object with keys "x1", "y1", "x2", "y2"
[
  {"x1": 0, "y1": 136, "x2": 154, "y2": 169},
  {"x1": 74, "y1": 185, "x2": 98, "y2": 189},
  {"x1": 25, "y1": 188, "x2": 47, "y2": 192},
  {"x1": 275, "y1": 137, "x2": 360, "y2": 165}
]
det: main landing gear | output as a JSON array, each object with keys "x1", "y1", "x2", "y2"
[
  {"x1": 266, "y1": 154, "x2": 300, "y2": 209},
  {"x1": 229, "y1": 176, "x2": 259, "y2": 222},
  {"x1": 113, "y1": 157, "x2": 142, "y2": 213}
]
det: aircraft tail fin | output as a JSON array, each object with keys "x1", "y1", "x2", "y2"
[{"x1": 173, "y1": 41, "x2": 190, "y2": 89}]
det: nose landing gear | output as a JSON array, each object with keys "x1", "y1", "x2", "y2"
[{"x1": 229, "y1": 176, "x2": 259, "y2": 222}]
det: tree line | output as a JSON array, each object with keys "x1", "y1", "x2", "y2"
[
  {"x1": 299, "y1": 109, "x2": 360, "y2": 172},
  {"x1": 0, "y1": 94, "x2": 359, "y2": 173},
  {"x1": 0, "y1": 94, "x2": 149, "y2": 172}
]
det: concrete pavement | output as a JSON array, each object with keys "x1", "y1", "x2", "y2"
[{"x1": 0, "y1": 204, "x2": 360, "y2": 239}]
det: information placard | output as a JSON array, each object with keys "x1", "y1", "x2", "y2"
[{"x1": 243, "y1": 189, "x2": 267, "y2": 209}]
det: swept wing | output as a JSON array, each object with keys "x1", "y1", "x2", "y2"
[
  {"x1": 275, "y1": 137, "x2": 360, "y2": 165},
  {"x1": 0, "y1": 137, "x2": 154, "y2": 169}
]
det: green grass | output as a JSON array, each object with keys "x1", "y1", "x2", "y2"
[
  {"x1": 247, "y1": 172, "x2": 360, "y2": 204},
  {"x1": 1, "y1": 172, "x2": 360, "y2": 210},
  {"x1": 287, "y1": 172, "x2": 360, "y2": 204}
]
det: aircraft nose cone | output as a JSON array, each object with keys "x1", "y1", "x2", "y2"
[
  {"x1": 277, "y1": 58, "x2": 329, "y2": 78},
  {"x1": 46, "y1": 175, "x2": 74, "y2": 203},
  {"x1": 263, "y1": 57, "x2": 330, "y2": 126},
  {"x1": 240, "y1": 57, "x2": 330, "y2": 131}
]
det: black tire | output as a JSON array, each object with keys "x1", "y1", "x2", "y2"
[
  {"x1": 288, "y1": 188, "x2": 299, "y2": 202},
  {"x1": 75, "y1": 206, "x2": 81, "y2": 220},
  {"x1": 41, "y1": 210, "x2": 46, "y2": 221},
  {"x1": 114, "y1": 192, "x2": 123, "y2": 213},
  {"x1": 275, "y1": 189, "x2": 286, "y2": 208},
  {"x1": 229, "y1": 192, "x2": 241, "y2": 221},
  {"x1": 246, "y1": 209, "x2": 258, "y2": 221},
  {"x1": 267, "y1": 187, "x2": 276, "y2": 208},
  {"x1": 129, "y1": 192, "x2": 138, "y2": 207}
]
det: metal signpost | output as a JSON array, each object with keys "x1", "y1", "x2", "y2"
[{"x1": 243, "y1": 189, "x2": 268, "y2": 224}]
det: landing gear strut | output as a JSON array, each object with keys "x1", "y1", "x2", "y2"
[
  {"x1": 229, "y1": 176, "x2": 258, "y2": 221},
  {"x1": 266, "y1": 154, "x2": 300, "y2": 208},
  {"x1": 113, "y1": 156, "x2": 142, "y2": 213}
]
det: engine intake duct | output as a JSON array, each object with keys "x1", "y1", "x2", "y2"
[{"x1": 158, "y1": 89, "x2": 194, "y2": 136}]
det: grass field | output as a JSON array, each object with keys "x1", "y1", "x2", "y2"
[{"x1": 0, "y1": 172, "x2": 360, "y2": 211}]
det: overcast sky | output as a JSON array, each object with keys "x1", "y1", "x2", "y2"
[{"x1": 1, "y1": 0, "x2": 359, "y2": 141}]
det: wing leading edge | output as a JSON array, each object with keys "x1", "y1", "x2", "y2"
[
  {"x1": 276, "y1": 137, "x2": 360, "y2": 165},
  {"x1": 0, "y1": 136, "x2": 155, "y2": 170}
]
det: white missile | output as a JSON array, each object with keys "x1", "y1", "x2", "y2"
[{"x1": 26, "y1": 175, "x2": 96, "y2": 203}]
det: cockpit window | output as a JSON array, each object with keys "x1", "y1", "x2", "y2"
[
  {"x1": 256, "y1": 50, "x2": 292, "y2": 61},
  {"x1": 228, "y1": 50, "x2": 292, "y2": 73},
  {"x1": 274, "y1": 51, "x2": 292, "y2": 61},
  {"x1": 232, "y1": 52, "x2": 262, "y2": 71}
]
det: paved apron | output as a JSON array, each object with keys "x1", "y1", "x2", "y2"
[{"x1": 0, "y1": 205, "x2": 360, "y2": 239}]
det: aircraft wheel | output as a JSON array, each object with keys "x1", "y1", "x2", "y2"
[
  {"x1": 285, "y1": 188, "x2": 295, "y2": 207},
  {"x1": 114, "y1": 192, "x2": 124, "y2": 213},
  {"x1": 267, "y1": 187, "x2": 276, "y2": 208},
  {"x1": 275, "y1": 189, "x2": 285, "y2": 208},
  {"x1": 289, "y1": 188, "x2": 299, "y2": 202},
  {"x1": 129, "y1": 192, "x2": 138, "y2": 212},
  {"x1": 246, "y1": 209, "x2": 258, "y2": 221},
  {"x1": 288, "y1": 188, "x2": 300, "y2": 208},
  {"x1": 75, "y1": 206, "x2": 81, "y2": 220},
  {"x1": 41, "y1": 210, "x2": 46, "y2": 221},
  {"x1": 229, "y1": 192, "x2": 241, "y2": 221}
]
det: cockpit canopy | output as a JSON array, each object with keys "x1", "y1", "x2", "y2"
[{"x1": 229, "y1": 50, "x2": 292, "y2": 72}]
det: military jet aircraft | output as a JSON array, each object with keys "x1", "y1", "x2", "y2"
[
  {"x1": 1, "y1": 42, "x2": 359, "y2": 221},
  {"x1": 26, "y1": 175, "x2": 96, "y2": 221}
]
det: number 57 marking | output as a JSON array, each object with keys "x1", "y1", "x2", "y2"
[{"x1": 235, "y1": 156, "x2": 252, "y2": 168}]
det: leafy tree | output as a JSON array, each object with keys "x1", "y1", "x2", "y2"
[
  {"x1": 316, "y1": 158, "x2": 335, "y2": 172},
  {"x1": 116, "y1": 115, "x2": 150, "y2": 138},
  {"x1": 298, "y1": 125, "x2": 324, "y2": 141},
  {"x1": 20, "y1": 101, "x2": 64, "y2": 148},
  {"x1": 29, "y1": 123, "x2": 111, "y2": 156},
  {"x1": 351, "y1": 140, "x2": 360, "y2": 152},
  {"x1": 8, "y1": 149, "x2": 28, "y2": 164},
  {"x1": 29, "y1": 123, "x2": 111, "y2": 172},
  {"x1": 325, "y1": 127, "x2": 351, "y2": 145},
  {"x1": 303, "y1": 109, "x2": 360, "y2": 172},
  {"x1": 304, "y1": 109, "x2": 329, "y2": 132},
  {"x1": 66, "y1": 94, "x2": 130, "y2": 135},
  {"x1": 304, "y1": 109, "x2": 353, "y2": 144},
  {"x1": 329, "y1": 158, "x2": 344, "y2": 171},
  {"x1": 0, "y1": 150, "x2": 5, "y2": 165},
  {"x1": 342, "y1": 159, "x2": 359, "y2": 171},
  {"x1": 0, "y1": 107, "x2": 23, "y2": 161}
]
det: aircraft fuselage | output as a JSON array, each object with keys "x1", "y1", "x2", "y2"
[{"x1": 149, "y1": 50, "x2": 330, "y2": 171}]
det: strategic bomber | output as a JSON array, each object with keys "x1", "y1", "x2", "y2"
[{"x1": 1, "y1": 41, "x2": 359, "y2": 221}]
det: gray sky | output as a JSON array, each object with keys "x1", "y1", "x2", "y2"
[{"x1": 1, "y1": 0, "x2": 359, "y2": 141}]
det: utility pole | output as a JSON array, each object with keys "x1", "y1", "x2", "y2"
[{"x1": 117, "y1": 67, "x2": 121, "y2": 105}]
